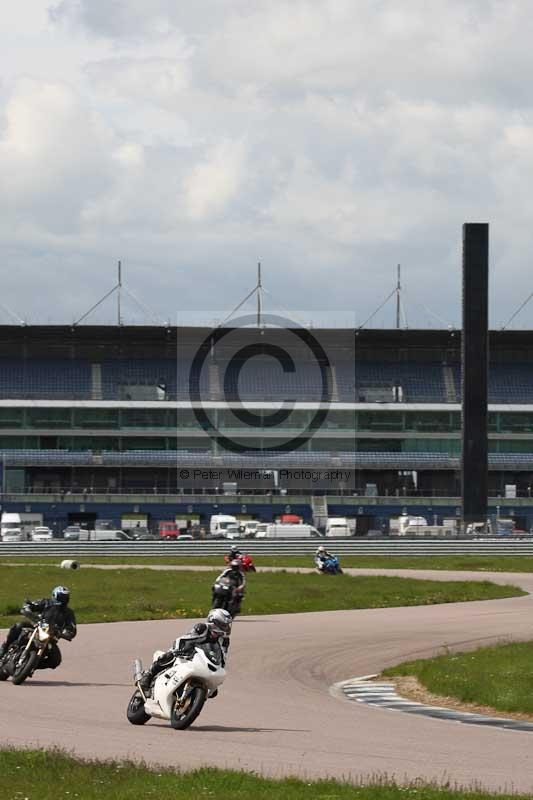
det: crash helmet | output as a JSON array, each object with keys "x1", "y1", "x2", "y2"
[
  {"x1": 206, "y1": 608, "x2": 232, "y2": 637},
  {"x1": 52, "y1": 585, "x2": 70, "y2": 605},
  {"x1": 316, "y1": 546, "x2": 326, "y2": 555},
  {"x1": 229, "y1": 546, "x2": 241, "y2": 557},
  {"x1": 229, "y1": 558, "x2": 242, "y2": 570}
]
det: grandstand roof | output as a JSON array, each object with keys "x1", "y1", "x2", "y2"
[{"x1": 0, "y1": 325, "x2": 531, "y2": 359}]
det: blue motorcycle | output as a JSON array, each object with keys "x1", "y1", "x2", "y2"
[{"x1": 318, "y1": 555, "x2": 343, "y2": 575}]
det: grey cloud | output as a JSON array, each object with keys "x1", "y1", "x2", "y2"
[
  {"x1": 48, "y1": 0, "x2": 248, "y2": 39},
  {"x1": 0, "y1": 2, "x2": 530, "y2": 326}
]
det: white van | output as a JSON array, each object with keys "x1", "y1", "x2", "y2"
[
  {"x1": 255, "y1": 523, "x2": 321, "y2": 538},
  {"x1": 77, "y1": 529, "x2": 131, "y2": 541},
  {"x1": 325, "y1": 517, "x2": 351, "y2": 537},
  {"x1": 1, "y1": 513, "x2": 26, "y2": 542},
  {"x1": 243, "y1": 521, "x2": 260, "y2": 537},
  {"x1": 210, "y1": 514, "x2": 238, "y2": 536},
  {"x1": 389, "y1": 516, "x2": 428, "y2": 537}
]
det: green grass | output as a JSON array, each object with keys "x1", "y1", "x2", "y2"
[
  {"x1": 0, "y1": 565, "x2": 523, "y2": 627},
  {"x1": 3, "y1": 554, "x2": 533, "y2": 572},
  {"x1": 384, "y1": 640, "x2": 533, "y2": 715},
  {"x1": 0, "y1": 748, "x2": 527, "y2": 800}
]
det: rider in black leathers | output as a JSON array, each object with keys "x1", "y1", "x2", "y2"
[
  {"x1": 212, "y1": 558, "x2": 246, "y2": 613},
  {"x1": 227, "y1": 545, "x2": 242, "y2": 560},
  {"x1": 0, "y1": 586, "x2": 77, "y2": 669},
  {"x1": 214, "y1": 559, "x2": 246, "y2": 591},
  {"x1": 138, "y1": 608, "x2": 232, "y2": 693}
]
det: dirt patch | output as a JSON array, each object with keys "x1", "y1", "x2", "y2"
[{"x1": 379, "y1": 674, "x2": 533, "y2": 723}]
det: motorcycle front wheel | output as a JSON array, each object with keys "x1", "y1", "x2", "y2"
[
  {"x1": 127, "y1": 690, "x2": 151, "y2": 725},
  {"x1": 11, "y1": 649, "x2": 38, "y2": 685},
  {"x1": 170, "y1": 684, "x2": 207, "y2": 730}
]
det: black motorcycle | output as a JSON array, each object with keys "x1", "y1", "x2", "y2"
[
  {"x1": 211, "y1": 577, "x2": 244, "y2": 617},
  {"x1": 0, "y1": 606, "x2": 62, "y2": 685}
]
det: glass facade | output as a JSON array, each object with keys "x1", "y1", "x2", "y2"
[{"x1": 0, "y1": 406, "x2": 528, "y2": 457}]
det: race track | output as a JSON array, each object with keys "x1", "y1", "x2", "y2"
[{"x1": 2, "y1": 568, "x2": 533, "y2": 792}]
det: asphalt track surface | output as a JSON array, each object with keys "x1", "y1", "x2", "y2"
[{"x1": 2, "y1": 567, "x2": 533, "y2": 793}]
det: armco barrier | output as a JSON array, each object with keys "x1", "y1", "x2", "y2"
[{"x1": 2, "y1": 538, "x2": 533, "y2": 557}]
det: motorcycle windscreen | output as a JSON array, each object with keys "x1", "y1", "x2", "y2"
[{"x1": 196, "y1": 642, "x2": 223, "y2": 667}]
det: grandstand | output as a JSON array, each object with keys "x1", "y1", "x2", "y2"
[{"x1": 0, "y1": 324, "x2": 533, "y2": 533}]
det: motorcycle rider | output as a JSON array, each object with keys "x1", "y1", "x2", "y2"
[
  {"x1": 213, "y1": 558, "x2": 246, "y2": 609},
  {"x1": 216, "y1": 558, "x2": 246, "y2": 590},
  {"x1": 0, "y1": 586, "x2": 77, "y2": 669},
  {"x1": 138, "y1": 608, "x2": 232, "y2": 693},
  {"x1": 314, "y1": 545, "x2": 335, "y2": 572},
  {"x1": 227, "y1": 545, "x2": 242, "y2": 560}
]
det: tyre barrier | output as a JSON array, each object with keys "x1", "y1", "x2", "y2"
[{"x1": 60, "y1": 559, "x2": 80, "y2": 570}]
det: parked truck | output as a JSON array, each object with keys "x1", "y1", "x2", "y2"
[{"x1": 159, "y1": 521, "x2": 180, "y2": 540}]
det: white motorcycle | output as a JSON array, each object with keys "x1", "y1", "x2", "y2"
[{"x1": 127, "y1": 643, "x2": 227, "y2": 730}]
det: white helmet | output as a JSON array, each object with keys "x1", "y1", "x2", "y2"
[
  {"x1": 316, "y1": 546, "x2": 326, "y2": 554},
  {"x1": 206, "y1": 608, "x2": 232, "y2": 637}
]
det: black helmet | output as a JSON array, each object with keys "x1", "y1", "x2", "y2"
[{"x1": 52, "y1": 585, "x2": 70, "y2": 605}]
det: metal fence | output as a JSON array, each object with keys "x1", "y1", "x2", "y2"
[{"x1": 2, "y1": 538, "x2": 533, "y2": 557}]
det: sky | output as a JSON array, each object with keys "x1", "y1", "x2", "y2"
[{"x1": 1, "y1": 0, "x2": 533, "y2": 328}]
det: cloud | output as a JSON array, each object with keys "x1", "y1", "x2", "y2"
[
  {"x1": 0, "y1": 78, "x2": 118, "y2": 233},
  {"x1": 85, "y1": 57, "x2": 191, "y2": 105},
  {"x1": 184, "y1": 140, "x2": 248, "y2": 220},
  {"x1": 0, "y1": 1, "x2": 531, "y2": 325}
]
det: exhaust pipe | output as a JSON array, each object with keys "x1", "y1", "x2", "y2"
[
  {"x1": 133, "y1": 659, "x2": 144, "y2": 684},
  {"x1": 60, "y1": 560, "x2": 80, "y2": 570}
]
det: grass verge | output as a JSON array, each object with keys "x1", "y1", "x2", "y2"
[
  {"x1": 0, "y1": 566, "x2": 523, "y2": 627},
  {"x1": 0, "y1": 748, "x2": 527, "y2": 800},
  {"x1": 384, "y1": 640, "x2": 533, "y2": 715},
  {"x1": 4, "y1": 554, "x2": 533, "y2": 572}
]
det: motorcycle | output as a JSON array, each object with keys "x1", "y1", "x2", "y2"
[
  {"x1": 127, "y1": 644, "x2": 226, "y2": 730},
  {"x1": 211, "y1": 577, "x2": 245, "y2": 616},
  {"x1": 0, "y1": 606, "x2": 62, "y2": 685},
  {"x1": 317, "y1": 555, "x2": 343, "y2": 575},
  {"x1": 223, "y1": 553, "x2": 256, "y2": 572}
]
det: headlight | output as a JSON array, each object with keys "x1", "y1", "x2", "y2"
[{"x1": 38, "y1": 623, "x2": 50, "y2": 642}]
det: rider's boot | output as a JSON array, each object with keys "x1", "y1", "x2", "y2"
[{"x1": 138, "y1": 670, "x2": 152, "y2": 692}]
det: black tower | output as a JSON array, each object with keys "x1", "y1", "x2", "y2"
[{"x1": 461, "y1": 223, "x2": 489, "y2": 529}]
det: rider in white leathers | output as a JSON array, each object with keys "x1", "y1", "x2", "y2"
[
  {"x1": 139, "y1": 608, "x2": 232, "y2": 693},
  {"x1": 314, "y1": 545, "x2": 335, "y2": 572}
]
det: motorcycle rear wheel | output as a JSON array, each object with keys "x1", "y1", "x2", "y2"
[
  {"x1": 170, "y1": 684, "x2": 206, "y2": 730},
  {"x1": 126, "y1": 690, "x2": 151, "y2": 725},
  {"x1": 12, "y1": 649, "x2": 38, "y2": 685}
]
